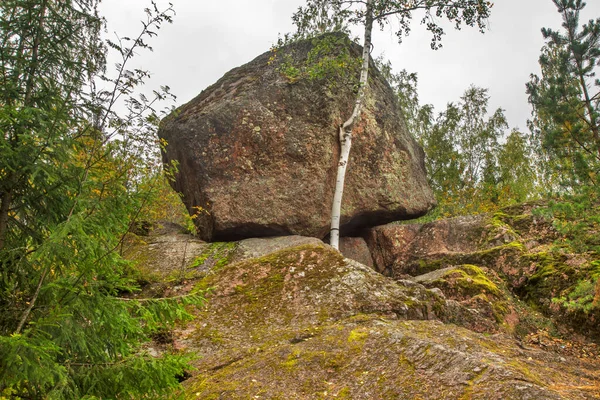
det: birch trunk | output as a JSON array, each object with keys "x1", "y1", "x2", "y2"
[{"x1": 329, "y1": 0, "x2": 374, "y2": 250}]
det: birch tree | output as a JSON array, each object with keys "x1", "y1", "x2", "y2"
[{"x1": 293, "y1": 0, "x2": 492, "y2": 249}]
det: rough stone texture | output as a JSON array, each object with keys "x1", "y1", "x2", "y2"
[
  {"x1": 363, "y1": 213, "x2": 537, "y2": 336},
  {"x1": 365, "y1": 214, "x2": 497, "y2": 277},
  {"x1": 159, "y1": 34, "x2": 435, "y2": 241},
  {"x1": 193, "y1": 244, "x2": 448, "y2": 326},
  {"x1": 187, "y1": 317, "x2": 597, "y2": 399},
  {"x1": 121, "y1": 222, "x2": 209, "y2": 282},
  {"x1": 339, "y1": 236, "x2": 374, "y2": 268},
  {"x1": 127, "y1": 229, "x2": 599, "y2": 399},
  {"x1": 365, "y1": 204, "x2": 600, "y2": 340},
  {"x1": 413, "y1": 264, "x2": 515, "y2": 334},
  {"x1": 231, "y1": 235, "x2": 324, "y2": 263}
]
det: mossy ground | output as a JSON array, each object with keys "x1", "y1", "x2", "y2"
[
  {"x1": 124, "y1": 206, "x2": 600, "y2": 399},
  {"x1": 132, "y1": 240, "x2": 596, "y2": 399},
  {"x1": 185, "y1": 316, "x2": 600, "y2": 399},
  {"x1": 416, "y1": 264, "x2": 516, "y2": 330},
  {"x1": 427, "y1": 264, "x2": 501, "y2": 298}
]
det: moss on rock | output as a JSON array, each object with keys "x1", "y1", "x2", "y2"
[
  {"x1": 366, "y1": 201, "x2": 600, "y2": 340},
  {"x1": 184, "y1": 318, "x2": 598, "y2": 399},
  {"x1": 125, "y1": 205, "x2": 600, "y2": 398}
]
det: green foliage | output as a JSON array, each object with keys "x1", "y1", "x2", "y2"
[
  {"x1": 537, "y1": 187, "x2": 600, "y2": 254},
  {"x1": 524, "y1": 0, "x2": 600, "y2": 318},
  {"x1": 271, "y1": 33, "x2": 361, "y2": 90},
  {"x1": 552, "y1": 278, "x2": 597, "y2": 312},
  {"x1": 139, "y1": 165, "x2": 197, "y2": 235},
  {"x1": 390, "y1": 76, "x2": 539, "y2": 217},
  {"x1": 527, "y1": 0, "x2": 600, "y2": 191},
  {"x1": 376, "y1": 58, "x2": 547, "y2": 219},
  {"x1": 496, "y1": 130, "x2": 540, "y2": 204},
  {"x1": 376, "y1": 60, "x2": 435, "y2": 141},
  {"x1": 523, "y1": 0, "x2": 600, "y2": 319},
  {"x1": 532, "y1": 188, "x2": 600, "y2": 316},
  {"x1": 293, "y1": 0, "x2": 492, "y2": 50},
  {"x1": 276, "y1": 52, "x2": 304, "y2": 83},
  {"x1": 0, "y1": 1, "x2": 202, "y2": 398},
  {"x1": 286, "y1": 0, "x2": 494, "y2": 97},
  {"x1": 291, "y1": 0, "x2": 351, "y2": 39}
]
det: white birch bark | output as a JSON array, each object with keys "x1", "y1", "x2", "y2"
[{"x1": 329, "y1": 0, "x2": 374, "y2": 250}]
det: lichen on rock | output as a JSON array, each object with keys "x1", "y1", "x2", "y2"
[
  {"x1": 364, "y1": 202, "x2": 600, "y2": 340},
  {"x1": 158, "y1": 33, "x2": 435, "y2": 241},
  {"x1": 124, "y1": 210, "x2": 600, "y2": 399}
]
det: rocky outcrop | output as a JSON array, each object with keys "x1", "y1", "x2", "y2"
[
  {"x1": 187, "y1": 316, "x2": 596, "y2": 399},
  {"x1": 365, "y1": 215, "x2": 494, "y2": 277},
  {"x1": 364, "y1": 204, "x2": 600, "y2": 340},
  {"x1": 159, "y1": 34, "x2": 435, "y2": 241},
  {"x1": 124, "y1": 225, "x2": 600, "y2": 399}
]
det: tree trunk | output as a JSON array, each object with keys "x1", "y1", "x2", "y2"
[
  {"x1": 1, "y1": 1, "x2": 48, "y2": 251},
  {"x1": 564, "y1": 8, "x2": 600, "y2": 158},
  {"x1": 15, "y1": 267, "x2": 48, "y2": 334},
  {"x1": 24, "y1": 0, "x2": 48, "y2": 104},
  {"x1": 0, "y1": 189, "x2": 13, "y2": 251},
  {"x1": 329, "y1": 0, "x2": 374, "y2": 250},
  {"x1": 577, "y1": 71, "x2": 600, "y2": 157},
  {"x1": 11, "y1": 0, "x2": 50, "y2": 331}
]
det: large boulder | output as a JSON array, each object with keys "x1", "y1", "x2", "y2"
[{"x1": 159, "y1": 34, "x2": 435, "y2": 241}]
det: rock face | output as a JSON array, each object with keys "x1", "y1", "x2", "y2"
[
  {"x1": 365, "y1": 214, "x2": 492, "y2": 277},
  {"x1": 339, "y1": 236, "x2": 374, "y2": 268},
  {"x1": 187, "y1": 242, "x2": 592, "y2": 399},
  {"x1": 124, "y1": 226, "x2": 600, "y2": 399},
  {"x1": 365, "y1": 203, "x2": 600, "y2": 340},
  {"x1": 159, "y1": 34, "x2": 435, "y2": 241}
]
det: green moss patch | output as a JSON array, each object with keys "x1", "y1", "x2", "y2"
[
  {"x1": 192, "y1": 244, "x2": 347, "y2": 335},
  {"x1": 190, "y1": 241, "x2": 237, "y2": 271},
  {"x1": 443, "y1": 265, "x2": 501, "y2": 298},
  {"x1": 184, "y1": 318, "x2": 599, "y2": 399}
]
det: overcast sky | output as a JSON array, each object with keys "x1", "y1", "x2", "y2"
[{"x1": 99, "y1": 0, "x2": 600, "y2": 134}]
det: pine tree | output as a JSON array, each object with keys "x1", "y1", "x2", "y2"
[
  {"x1": 527, "y1": 0, "x2": 600, "y2": 190},
  {"x1": 0, "y1": 1, "x2": 201, "y2": 398}
]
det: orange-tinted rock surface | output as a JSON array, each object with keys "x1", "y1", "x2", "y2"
[{"x1": 159, "y1": 34, "x2": 434, "y2": 241}]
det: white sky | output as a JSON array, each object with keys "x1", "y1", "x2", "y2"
[{"x1": 99, "y1": 0, "x2": 600, "y2": 134}]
